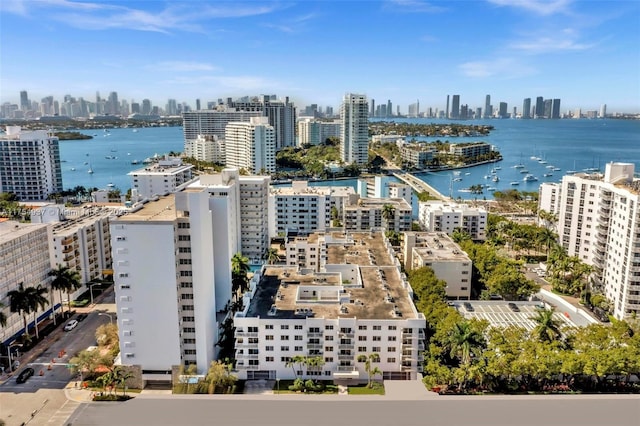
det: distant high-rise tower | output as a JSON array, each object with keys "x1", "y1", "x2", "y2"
[
  {"x1": 551, "y1": 99, "x2": 561, "y2": 119},
  {"x1": 387, "y1": 100, "x2": 392, "y2": 117},
  {"x1": 108, "y1": 92, "x2": 119, "y2": 115},
  {"x1": 484, "y1": 95, "x2": 491, "y2": 119},
  {"x1": 498, "y1": 102, "x2": 508, "y2": 118},
  {"x1": 20, "y1": 91, "x2": 29, "y2": 111},
  {"x1": 370, "y1": 99, "x2": 375, "y2": 118},
  {"x1": 450, "y1": 95, "x2": 460, "y2": 119},
  {"x1": 445, "y1": 95, "x2": 450, "y2": 120},
  {"x1": 340, "y1": 93, "x2": 369, "y2": 165},
  {"x1": 535, "y1": 97, "x2": 545, "y2": 118},
  {"x1": 225, "y1": 117, "x2": 276, "y2": 174},
  {"x1": 522, "y1": 98, "x2": 531, "y2": 119},
  {"x1": 142, "y1": 99, "x2": 152, "y2": 115},
  {"x1": 544, "y1": 99, "x2": 553, "y2": 118},
  {"x1": 599, "y1": 104, "x2": 607, "y2": 119},
  {"x1": 196, "y1": 99, "x2": 201, "y2": 111}
]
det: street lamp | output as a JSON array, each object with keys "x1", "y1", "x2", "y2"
[
  {"x1": 88, "y1": 283, "x2": 101, "y2": 305},
  {"x1": 97, "y1": 312, "x2": 114, "y2": 325}
]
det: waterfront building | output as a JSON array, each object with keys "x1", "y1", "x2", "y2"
[
  {"x1": 550, "y1": 163, "x2": 640, "y2": 320},
  {"x1": 129, "y1": 157, "x2": 194, "y2": 200},
  {"x1": 537, "y1": 182, "x2": 561, "y2": 231},
  {"x1": 182, "y1": 108, "x2": 263, "y2": 141},
  {"x1": 552, "y1": 99, "x2": 561, "y2": 119},
  {"x1": 535, "y1": 97, "x2": 545, "y2": 118},
  {"x1": 448, "y1": 142, "x2": 491, "y2": 158},
  {"x1": 47, "y1": 206, "x2": 114, "y2": 286},
  {"x1": 0, "y1": 126, "x2": 63, "y2": 201},
  {"x1": 297, "y1": 119, "x2": 341, "y2": 146},
  {"x1": 401, "y1": 143, "x2": 436, "y2": 170},
  {"x1": 484, "y1": 95, "x2": 491, "y2": 119},
  {"x1": 268, "y1": 181, "x2": 354, "y2": 238},
  {"x1": 344, "y1": 196, "x2": 412, "y2": 232},
  {"x1": 357, "y1": 176, "x2": 413, "y2": 209},
  {"x1": 498, "y1": 102, "x2": 508, "y2": 119},
  {"x1": 418, "y1": 201, "x2": 487, "y2": 241},
  {"x1": 224, "y1": 117, "x2": 276, "y2": 174},
  {"x1": 0, "y1": 221, "x2": 52, "y2": 346},
  {"x1": 340, "y1": 94, "x2": 369, "y2": 165},
  {"x1": 183, "y1": 134, "x2": 225, "y2": 164},
  {"x1": 110, "y1": 169, "x2": 271, "y2": 381},
  {"x1": 402, "y1": 232, "x2": 472, "y2": 300},
  {"x1": 450, "y1": 95, "x2": 460, "y2": 119},
  {"x1": 599, "y1": 104, "x2": 607, "y2": 119},
  {"x1": 233, "y1": 231, "x2": 426, "y2": 381},
  {"x1": 544, "y1": 99, "x2": 553, "y2": 119}
]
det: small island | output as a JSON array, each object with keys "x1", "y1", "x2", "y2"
[{"x1": 54, "y1": 131, "x2": 93, "y2": 140}]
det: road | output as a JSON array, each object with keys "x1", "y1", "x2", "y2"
[
  {"x1": 0, "y1": 289, "x2": 115, "y2": 426},
  {"x1": 65, "y1": 394, "x2": 640, "y2": 426}
]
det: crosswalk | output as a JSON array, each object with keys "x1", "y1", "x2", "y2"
[{"x1": 47, "y1": 398, "x2": 82, "y2": 425}]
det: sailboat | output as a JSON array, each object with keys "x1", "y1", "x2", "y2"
[{"x1": 87, "y1": 163, "x2": 94, "y2": 174}]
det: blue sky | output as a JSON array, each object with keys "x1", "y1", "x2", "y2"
[{"x1": 1, "y1": 0, "x2": 639, "y2": 113}]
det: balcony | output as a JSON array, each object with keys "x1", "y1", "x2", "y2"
[
  {"x1": 236, "y1": 331, "x2": 259, "y2": 338},
  {"x1": 338, "y1": 354, "x2": 354, "y2": 360},
  {"x1": 307, "y1": 332, "x2": 323, "y2": 338}
]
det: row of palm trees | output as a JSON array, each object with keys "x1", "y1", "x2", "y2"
[{"x1": 1, "y1": 265, "x2": 82, "y2": 343}]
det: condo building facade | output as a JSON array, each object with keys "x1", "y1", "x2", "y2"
[
  {"x1": 0, "y1": 126, "x2": 63, "y2": 201},
  {"x1": 224, "y1": 117, "x2": 276, "y2": 174},
  {"x1": 233, "y1": 231, "x2": 426, "y2": 381},
  {"x1": 297, "y1": 119, "x2": 341, "y2": 146},
  {"x1": 539, "y1": 162, "x2": 640, "y2": 320},
  {"x1": 129, "y1": 157, "x2": 194, "y2": 200},
  {"x1": 418, "y1": 201, "x2": 487, "y2": 241},
  {"x1": 344, "y1": 197, "x2": 412, "y2": 233},
  {"x1": 340, "y1": 94, "x2": 369, "y2": 165}
]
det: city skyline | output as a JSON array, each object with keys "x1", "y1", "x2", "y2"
[{"x1": 1, "y1": 1, "x2": 639, "y2": 113}]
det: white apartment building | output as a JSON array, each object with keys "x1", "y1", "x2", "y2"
[
  {"x1": 0, "y1": 221, "x2": 53, "y2": 347},
  {"x1": 401, "y1": 144, "x2": 436, "y2": 170},
  {"x1": 448, "y1": 142, "x2": 491, "y2": 158},
  {"x1": 297, "y1": 119, "x2": 341, "y2": 146},
  {"x1": 340, "y1": 94, "x2": 369, "y2": 165},
  {"x1": 225, "y1": 117, "x2": 276, "y2": 174},
  {"x1": 403, "y1": 232, "x2": 472, "y2": 300},
  {"x1": 285, "y1": 233, "x2": 328, "y2": 272},
  {"x1": 48, "y1": 206, "x2": 113, "y2": 285},
  {"x1": 129, "y1": 157, "x2": 194, "y2": 200},
  {"x1": 234, "y1": 231, "x2": 426, "y2": 381},
  {"x1": 0, "y1": 126, "x2": 63, "y2": 201},
  {"x1": 418, "y1": 201, "x2": 487, "y2": 241},
  {"x1": 183, "y1": 135, "x2": 225, "y2": 164},
  {"x1": 344, "y1": 196, "x2": 412, "y2": 233},
  {"x1": 235, "y1": 174, "x2": 271, "y2": 264},
  {"x1": 551, "y1": 163, "x2": 640, "y2": 320},
  {"x1": 538, "y1": 182, "x2": 561, "y2": 230},
  {"x1": 182, "y1": 108, "x2": 262, "y2": 141},
  {"x1": 268, "y1": 181, "x2": 355, "y2": 238}
]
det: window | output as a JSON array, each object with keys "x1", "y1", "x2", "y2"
[
  {"x1": 182, "y1": 316, "x2": 194, "y2": 322},
  {"x1": 181, "y1": 305, "x2": 194, "y2": 311},
  {"x1": 265, "y1": 325, "x2": 274, "y2": 330},
  {"x1": 373, "y1": 325, "x2": 381, "y2": 331},
  {"x1": 294, "y1": 325, "x2": 303, "y2": 330},
  {"x1": 281, "y1": 325, "x2": 289, "y2": 330},
  {"x1": 178, "y1": 247, "x2": 191, "y2": 253},
  {"x1": 324, "y1": 357, "x2": 334, "y2": 363},
  {"x1": 294, "y1": 335, "x2": 303, "y2": 341},
  {"x1": 281, "y1": 346, "x2": 289, "y2": 351},
  {"x1": 180, "y1": 282, "x2": 193, "y2": 288},
  {"x1": 265, "y1": 335, "x2": 274, "y2": 341},
  {"x1": 281, "y1": 357, "x2": 291, "y2": 362},
  {"x1": 184, "y1": 350, "x2": 196, "y2": 355},
  {"x1": 265, "y1": 346, "x2": 274, "y2": 351},
  {"x1": 178, "y1": 235, "x2": 190, "y2": 241},
  {"x1": 387, "y1": 357, "x2": 396, "y2": 363},
  {"x1": 183, "y1": 327, "x2": 195, "y2": 333},
  {"x1": 388, "y1": 326, "x2": 396, "y2": 331},
  {"x1": 281, "y1": 335, "x2": 289, "y2": 340},
  {"x1": 295, "y1": 346, "x2": 303, "y2": 351},
  {"x1": 179, "y1": 259, "x2": 192, "y2": 265},
  {"x1": 180, "y1": 271, "x2": 192, "y2": 277},
  {"x1": 372, "y1": 336, "x2": 381, "y2": 341},
  {"x1": 177, "y1": 222, "x2": 190, "y2": 229},
  {"x1": 325, "y1": 335, "x2": 333, "y2": 341},
  {"x1": 388, "y1": 336, "x2": 397, "y2": 341},
  {"x1": 325, "y1": 346, "x2": 334, "y2": 352},
  {"x1": 181, "y1": 294, "x2": 194, "y2": 300},
  {"x1": 183, "y1": 338, "x2": 196, "y2": 344},
  {"x1": 372, "y1": 346, "x2": 381, "y2": 352},
  {"x1": 388, "y1": 347, "x2": 396, "y2": 352},
  {"x1": 358, "y1": 336, "x2": 367, "y2": 341},
  {"x1": 358, "y1": 346, "x2": 367, "y2": 352},
  {"x1": 265, "y1": 356, "x2": 274, "y2": 362},
  {"x1": 358, "y1": 325, "x2": 367, "y2": 330},
  {"x1": 325, "y1": 325, "x2": 334, "y2": 330}
]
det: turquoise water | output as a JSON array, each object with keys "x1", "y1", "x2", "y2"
[{"x1": 59, "y1": 119, "x2": 640, "y2": 200}]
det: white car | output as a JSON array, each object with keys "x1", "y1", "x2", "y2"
[{"x1": 64, "y1": 319, "x2": 79, "y2": 331}]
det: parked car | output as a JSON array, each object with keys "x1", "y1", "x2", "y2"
[
  {"x1": 77, "y1": 313, "x2": 88, "y2": 322},
  {"x1": 508, "y1": 302, "x2": 520, "y2": 312},
  {"x1": 463, "y1": 302, "x2": 474, "y2": 312},
  {"x1": 16, "y1": 367, "x2": 35, "y2": 384},
  {"x1": 64, "y1": 319, "x2": 79, "y2": 331}
]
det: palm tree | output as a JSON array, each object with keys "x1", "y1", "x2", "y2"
[
  {"x1": 27, "y1": 285, "x2": 49, "y2": 340},
  {"x1": 364, "y1": 353, "x2": 382, "y2": 388},
  {"x1": 114, "y1": 366, "x2": 134, "y2": 396},
  {"x1": 381, "y1": 204, "x2": 396, "y2": 231},
  {"x1": 536, "y1": 227, "x2": 558, "y2": 257},
  {"x1": 231, "y1": 252, "x2": 250, "y2": 299},
  {"x1": 8, "y1": 283, "x2": 34, "y2": 342},
  {"x1": 49, "y1": 265, "x2": 82, "y2": 315},
  {"x1": 531, "y1": 307, "x2": 562, "y2": 343},
  {"x1": 285, "y1": 355, "x2": 307, "y2": 379},
  {"x1": 446, "y1": 321, "x2": 486, "y2": 366},
  {"x1": 263, "y1": 247, "x2": 279, "y2": 265}
]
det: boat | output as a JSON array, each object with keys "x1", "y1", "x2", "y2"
[
  {"x1": 453, "y1": 171, "x2": 461, "y2": 176},
  {"x1": 566, "y1": 170, "x2": 577, "y2": 174},
  {"x1": 513, "y1": 163, "x2": 525, "y2": 169},
  {"x1": 494, "y1": 166, "x2": 501, "y2": 170},
  {"x1": 510, "y1": 181, "x2": 520, "y2": 186},
  {"x1": 464, "y1": 172, "x2": 471, "y2": 176},
  {"x1": 453, "y1": 177, "x2": 463, "y2": 182},
  {"x1": 552, "y1": 167, "x2": 561, "y2": 171},
  {"x1": 538, "y1": 159, "x2": 547, "y2": 164},
  {"x1": 132, "y1": 129, "x2": 139, "y2": 133},
  {"x1": 546, "y1": 165, "x2": 555, "y2": 169},
  {"x1": 530, "y1": 156, "x2": 540, "y2": 161},
  {"x1": 105, "y1": 155, "x2": 118, "y2": 160},
  {"x1": 543, "y1": 173, "x2": 553, "y2": 177},
  {"x1": 88, "y1": 166, "x2": 94, "y2": 174},
  {"x1": 492, "y1": 175, "x2": 499, "y2": 182},
  {"x1": 84, "y1": 161, "x2": 88, "y2": 165},
  {"x1": 523, "y1": 174, "x2": 538, "y2": 182},
  {"x1": 458, "y1": 189, "x2": 473, "y2": 193},
  {"x1": 143, "y1": 157, "x2": 153, "y2": 164},
  {"x1": 70, "y1": 167, "x2": 76, "y2": 171},
  {"x1": 107, "y1": 183, "x2": 115, "y2": 188},
  {"x1": 486, "y1": 187, "x2": 497, "y2": 191},
  {"x1": 519, "y1": 169, "x2": 529, "y2": 173}
]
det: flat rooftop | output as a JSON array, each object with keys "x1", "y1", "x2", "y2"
[
  {"x1": 0, "y1": 220, "x2": 48, "y2": 243},
  {"x1": 51, "y1": 206, "x2": 114, "y2": 235},
  {"x1": 246, "y1": 232, "x2": 416, "y2": 320},
  {"x1": 453, "y1": 301, "x2": 576, "y2": 331},
  {"x1": 114, "y1": 195, "x2": 176, "y2": 222},
  {"x1": 270, "y1": 182, "x2": 354, "y2": 197},
  {"x1": 128, "y1": 162, "x2": 193, "y2": 176},
  {"x1": 408, "y1": 232, "x2": 470, "y2": 262}
]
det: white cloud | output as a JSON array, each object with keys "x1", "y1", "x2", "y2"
[
  {"x1": 486, "y1": 0, "x2": 572, "y2": 16},
  {"x1": 509, "y1": 36, "x2": 594, "y2": 53},
  {"x1": 385, "y1": 0, "x2": 446, "y2": 13},
  {"x1": 153, "y1": 62, "x2": 220, "y2": 72},
  {"x1": 458, "y1": 58, "x2": 536, "y2": 79}
]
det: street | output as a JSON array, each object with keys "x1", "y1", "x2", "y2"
[{"x1": 0, "y1": 289, "x2": 115, "y2": 426}]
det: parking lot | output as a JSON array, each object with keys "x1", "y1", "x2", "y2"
[{"x1": 453, "y1": 301, "x2": 576, "y2": 331}]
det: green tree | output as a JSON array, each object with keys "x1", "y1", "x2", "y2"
[
  {"x1": 263, "y1": 247, "x2": 279, "y2": 265},
  {"x1": 70, "y1": 348, "x2": 104, "y2": 382},
  {"x1": 27, "y1": 284, "x2": 49, "y2": 340},
  {"x1": 200, "y1": 361, "x2": 237, "y2": 394},
  {"x1": 8, "y1": 283, "x2": 48, "y2": 341},
  {"x1": 363, "y1": 353, "x2": 382, "y2": 388},
  {"x1": 531, "y1": 307, "x2": 563, "y2": 343},
  {"x1": 286, "y1": 355, "x2": 307, "y2": 379},
  {"x1": 49, "y1": 265, "x2": 82, "y2": 315},
  {"x1": 381, "y1": 204, "x2": 396, "y2": 231},
  {"x1": 446, "y1": 320, "x2": 486, "y2": 366},
  {"x1": 231, "y1": 252, "x2": 250, "y2": 300},
  {"x1": 0, "y1": 302, "x2": 7, "y2": 328}
]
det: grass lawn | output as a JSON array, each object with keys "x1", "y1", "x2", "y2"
[{"x1": 348, "y1": 382, "x2": 385, "y2": 395}]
